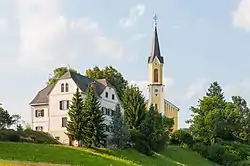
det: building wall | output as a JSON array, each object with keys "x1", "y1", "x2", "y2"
[
  {"x1": 31, "y1": 104, "x2": 49, "y2": 132},
  {"x1": 148, "y1": 57, "x2": 163, "y2": 84},
  {"x1": 31, "y1": 77, "x2": 122, "y2": 145},
  {"x1": 48, "y1": 78, "x2": 79, "y2": 143},
  {"x1": 164, "y1": 101, "x2": 179, "y2": 131}
]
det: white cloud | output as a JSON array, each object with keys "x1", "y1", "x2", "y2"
[
  {"x1": 183, "y1": 78, "x2": 210, "y2": 101},
  {"x1": 16, "y1": 0, "x2": 123, "y2": 69},
  {"x1": 120, "y1": 4, "x2": 145, "y2": 28},
  {"x1": 0, "y1": 17, "x2": 8, "y2": 34},
  {"x1": 232, "y1": 0, "x2": 250, "y2": 31},
  {"x1": 223, "y1": 79, "x2": 250, "y2": 102},
  {"x1": 127, "y1": 33, "x2": 146, "y2": 43},
  {"x1": 130, "y1": 77, "x2": 175, "y2": 98}
]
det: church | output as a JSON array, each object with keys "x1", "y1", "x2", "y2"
[{"x1": 146, "y1": 17, "x2": 179, "y2": 131}]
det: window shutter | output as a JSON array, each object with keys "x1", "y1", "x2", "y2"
[{"x1": 41, "y1": 110, "x2": 44, "y2": 117}]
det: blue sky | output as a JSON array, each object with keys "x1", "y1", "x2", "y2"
[{"x1": 0, "y1": 0, "x2": 250, "y2": 128}]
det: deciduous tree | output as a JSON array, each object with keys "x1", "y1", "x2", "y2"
[{"x1": 85, "y1": 66, "x2": 128, "y2": 100}]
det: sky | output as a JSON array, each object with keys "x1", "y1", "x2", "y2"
[{"x1": 0, "y1": 0, "x2": 250, "y2": 128}]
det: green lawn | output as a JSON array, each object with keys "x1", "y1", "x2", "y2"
[{"x1": 0, "y1": 142, "x2": 215, "y2": 166}]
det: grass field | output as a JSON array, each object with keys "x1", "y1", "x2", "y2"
[{"x1": 0, "y1": 142, "x2": 215, "y2": 166}]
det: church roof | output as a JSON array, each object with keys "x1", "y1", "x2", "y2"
[
  {"x1": 30, "y1": 71, "x2": 111, "y2": 105},
  {"x1": 148, "y1": 25, "x2": 164, "y2": 64}
]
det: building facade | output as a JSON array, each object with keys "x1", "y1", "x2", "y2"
[
  {"x1": 146, "y1": 20, "x2": 179, "y2": 131},
  {"x1": 30, "y1": 71, "x2": 122, "y2": 146}
]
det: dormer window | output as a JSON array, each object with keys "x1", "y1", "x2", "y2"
[
  {"x1": 65, "y1": 83, "x2": 69, "y2": 92},
  {"x1": 61, "y1": 84, "x2": 64, "y2": 92}
]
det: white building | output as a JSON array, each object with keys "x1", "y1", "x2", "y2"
[{"x1": 29, "y1": 71, "x2": 122, "y2": 146}]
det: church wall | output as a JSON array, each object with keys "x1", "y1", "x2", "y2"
[{"x1": 164, "y1": 101, "x2": 178, "y2": 131}]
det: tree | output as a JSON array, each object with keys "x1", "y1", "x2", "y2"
[
  {"x1": 122, "y1": 85, "x2": 146, "y2": 130},
  {"x1": 12, "y1": 114, "x2": 21, "y2": 131},
  {"x1": 0, "y1": 107, "x2": 14, "y2": 130},
  {"x1": 82, "y1": 87, "x2": 106, "y2": 147},
  {"x1": 85, "y1": 66, "x2": 128, "y2": 100},
  {"x1": 140, "y1": 105, "x2": 174, "y2": 153},
  {"x1": 47, "y1": 66, "x2": 77, "y2": 85},
  {"x1": 65, "y1": 88, "x2": 85, "y2": 147},
  {"x1": 187, "y1": 81, "x2": 227, "y2": 145},
  {"x1": 111, "y1": 104, "x2": 130, "y2": 149}
]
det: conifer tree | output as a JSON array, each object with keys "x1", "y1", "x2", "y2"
[
  {"x1": 111, "y1": 104, "x2": 130, "y2": 149},
  {"x1": 65, "y1": 88, "x2": 84, "y2": 147},
  {"x1": 82, "y1": 87, "x2": 106, "y2": 147}
]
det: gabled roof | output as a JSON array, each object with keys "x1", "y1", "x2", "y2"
[
  {"x1": 29, "y1": 84, "x2": 54, "y2": 105},
  {"x1": 30, "y1": 71, "x2": 111, "y2": 105},
  {"x1": 148, "y1": 26, "x2": 164, "y2": 64},
  {"x1": 145, "y1": 99, "x2": 179, "y2": 111}
]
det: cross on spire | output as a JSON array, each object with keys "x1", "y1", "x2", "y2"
[{"x1": 153, "y1": 14, "x2": 157, "y2": 27}]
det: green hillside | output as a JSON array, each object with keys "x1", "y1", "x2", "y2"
[{"x1": 0, "y1": 142, "x2": 215, "y2": 166}]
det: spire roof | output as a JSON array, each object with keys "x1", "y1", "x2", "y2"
[{"x1": 148, "y1": 15, "x2": 164, "y2": 64}]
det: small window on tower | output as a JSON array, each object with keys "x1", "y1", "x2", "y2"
[
  {"x1": 154, "y1": 89, "x2": 158, "y2": 93},
  {"x1": 155, "y1": 63, "x2": 157, "y2": 66}
]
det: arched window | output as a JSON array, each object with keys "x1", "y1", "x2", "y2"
[
  {"x1": 61, "y1": 83, "x2": 64, "y2": 92},
  {"x1": 65, "y1": 83, "x2": 69, "y2": 92},
  {"x1": 154, "y1": 68, "x2": 158, "y2": 82}
]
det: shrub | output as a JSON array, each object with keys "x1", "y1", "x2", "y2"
[
  {"x1": 170, "y1": 129, "x2": 194, "y2": 147},
  {"x1": 0, "y1": 129, "x2": 59, "y2": 144},
  {"x1": 192, "y1": 142, "x2": 246, "y2": 166},
  {"x1": 0, "y1": 129, "x2": 21, "y2": 142}
]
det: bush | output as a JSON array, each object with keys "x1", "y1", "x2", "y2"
[
  {"x1": 0, "y1": 129, "x2": 21, "y2": 142},
  {"x1": 0, "y1": 129, "x2": 59, "y2": 144},
  {"x1": 192, "y1": 142, "x2": 247, "y2": 166},
  {"x1": 170, "y1": 129, "x2": 194, "y2": 147}
]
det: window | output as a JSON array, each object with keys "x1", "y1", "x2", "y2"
[
  {"x1": 105, "y1": 92, "x2": 108, "y2": 98},
  {"x1": 35, "y1": 109, "x2": 44, "y2": 117},
  {"x1": 61, "y1": 83, "x2": 64, "y2": 92},
  {"x1": 104, "y1": 125, "x2": 112, "y2": 132},
  {"x1": 155, "y1": 104, "x2": 158, "y2": 111},
  {"x1": 55, "y1": 136, "x2": 60, "y2": 141},
  {"x1": 62, "y1": 117, "x2": 67, "y2": 127},
  {"x1": 111, "y1": 110, "x2": 115, "y2": 116},
  {"x1": 112, "y1": 94, "x2": 115, "y2": 100},
  {"x1": 154, "y1": 88, "x2": 158, "y2": 93},
  {"x1": 59, "y1": 100, "x2": 69, "y2": 110},
  {"x1": 35, "y1": 126, "x2": 43, "y2": 131},
  {"x1": 65, "y1": 83, "x2": 69, "y2": 92},
  {"x1": 154, "y1": 69, "x2": 158, "y2": 82}
]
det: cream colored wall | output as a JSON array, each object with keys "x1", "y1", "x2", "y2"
[
  {"x1": 164, "y1": 101, "x2": 179, "y2": 131},
  {"x1": 148, "y1": 57, "x2": 163, "y2": 84},
  {"x1": 31, "y1": 104, "x2": 49, "y2": 132}
]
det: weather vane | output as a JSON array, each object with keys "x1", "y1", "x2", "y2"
[{"x1": 153, "y1": 14, "x2": 157, "y2": 27}]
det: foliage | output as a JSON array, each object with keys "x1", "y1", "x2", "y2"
[
  {"x1": 65, "y1": 88, "x2": 85, "y2": 147},
  {"x1": 122, "y1": 85, "x2": 146, "y2": 130},
  {"x1": 85, "y1": 66, "x2": 128, "y2": 100},
  {"x1": 140, "y1": 105, "x2": 173, "y2": 154},
  {"x1": 187, "y1": 81, "x2": 250, "y2": 165},
  {"x1": 111, "y1": 104, "x2": 130, "y2": 149},
  {"x1": 170, "y1": 129, "x2": 194, "y2": 147},
  {"x1": 82, "y1": 87, "x2": 106, "y2": 147},
  {"x1": 47, "y1": 66, "x2": 77, "y2": 85},
  {"x1": 121, "y1": 85, "x2": 149, "y2": 154},
  {"x1": 0, "y1": 107, "x2": 14, "y2": 130},
  {"x1": 0, "y1": 129, "x2": 59, "y2": 144}
]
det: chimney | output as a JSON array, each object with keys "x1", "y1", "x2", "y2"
[{"x1": 90, "y1": 81, "x2": 97, "y2": 89}]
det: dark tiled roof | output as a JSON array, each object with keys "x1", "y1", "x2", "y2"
[
  {"x1": 148, "y1": 26, "x2": 164, "y2": 64},
  {"x1": 29, "y1": 84, "x2": 54, "y2": 105},
  {"x1": 30, "y1": 71, "x2": 108, "y2": 105}
]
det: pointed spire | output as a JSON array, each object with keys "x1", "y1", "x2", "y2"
[{"x1": 148, "y1": 14, "x2": 164, "y2": 64}]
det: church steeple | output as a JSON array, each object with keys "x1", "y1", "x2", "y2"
[{"x1": 148, "y1": 15, "x2": 164, "y2": 64}]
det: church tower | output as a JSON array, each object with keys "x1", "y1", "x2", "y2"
[{"x1": 148, "y1": 15, "x2": 165, "y2": 116}]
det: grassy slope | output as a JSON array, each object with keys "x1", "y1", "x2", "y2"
[{"x1": 0, "y1": 142, "x2": 215, "y2": 166}]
